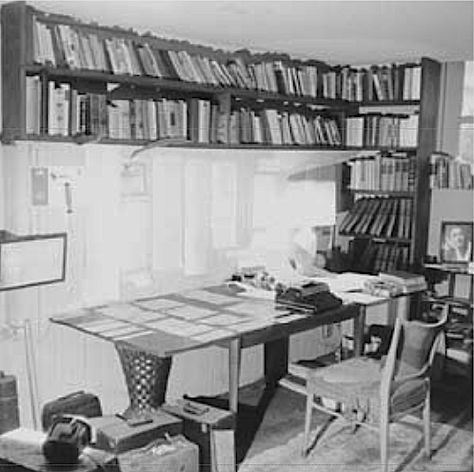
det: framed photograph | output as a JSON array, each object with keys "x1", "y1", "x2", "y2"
[{"x1": 440, "y1": 221, "x2": 473, "y2": 264}]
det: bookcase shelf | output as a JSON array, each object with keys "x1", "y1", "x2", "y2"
[
  {"x1": 14, "y1": 135, "x2": 348, "y2": 151},
  {"x1": 349, "y1": 189, "x2": 415, "y2": 198},
  {"x1": 345, "y1": 146, "x2": 418, "y2": 152},
  {"x1": 2, "y1": 1, "x2": 428, "y2": 150},
  {"x1": 358, "y1": 100, "x2": 420, "y2": 107},
  {"x1": 24, "y1": 65, "x2": 353, "y2": 109},
  {"x1": 340, "y1": 233, "x2": 412, "y2": 244},
  {"x1": 1, "y1": 2, "x2": 441, "y2": 276}
]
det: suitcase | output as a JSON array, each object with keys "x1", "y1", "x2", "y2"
[
  {"x1": 118, "y1": 435, "x2": 199, "y2": 472},
  {"x1": 162, "y1": 399, "x2": 235, "y2": 472},
  {"x1": 89, "y1": 410, "x2": 183, "y2": 454},
  {"x1": 0, "y1": 371, "x2": 20, "y2": 435},
  {"x1": 41, "y1": 391, "x2": 102, "y2": 432}
]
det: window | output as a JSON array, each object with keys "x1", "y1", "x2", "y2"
[
  {"x1": 459, "y1": 61, "x2": 473, "y2": 165},
  {"x1": 440, "y1": 61, "x2": 474, "y2": 164}
]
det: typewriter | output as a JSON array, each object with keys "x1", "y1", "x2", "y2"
[{"x1": 275, "y1": 281, "x2": 342, "y2": 314}]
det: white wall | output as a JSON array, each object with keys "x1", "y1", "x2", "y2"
[{"x1": 0, "y1": 141, "x2": 343, "y2": 427}]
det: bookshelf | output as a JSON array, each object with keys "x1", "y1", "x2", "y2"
[
  {"x1": 1, "y1": 2, "x2": 441, "y2": 273},
  {"x1": 2, "y1": 1, "x2": 430, "y2": 152},
  {"x1": 340, "y1": 57, "x2": 441, "y2": 274}
]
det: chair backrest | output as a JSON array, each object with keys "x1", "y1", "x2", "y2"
[{"x1": 380, "y1": 305, "x2": 448, "y2": 405}]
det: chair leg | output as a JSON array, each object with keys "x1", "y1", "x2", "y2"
[
  {"x1": 380, "y1": 413, "x2": 389, "y2": 472},
  {"x1": 423, "y1": 389, "x2": 431, "y2": 458},
  {"x1": 303, "y1": 392, "x2": 313, "y2": 456}
]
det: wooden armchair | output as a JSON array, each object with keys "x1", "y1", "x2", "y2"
[{"x1": 303, "y1": 306, "x2": 448, "y2": 472}]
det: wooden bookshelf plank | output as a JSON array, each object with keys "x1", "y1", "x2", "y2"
[{"x1": 24, "y1": 65, "x2": 352, "y2": 108}]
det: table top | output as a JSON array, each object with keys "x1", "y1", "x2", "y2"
[{"x1": 50, "y1": 285, "x2": 359, "y2": 357}]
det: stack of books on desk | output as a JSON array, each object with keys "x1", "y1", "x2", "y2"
[{"x1": 378, "y1": 270, "x2": 427, "y2": 294}]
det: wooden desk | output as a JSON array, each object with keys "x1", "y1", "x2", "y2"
[{"x1": 51, "y1": 285, "x2": 361, "y2": 414}]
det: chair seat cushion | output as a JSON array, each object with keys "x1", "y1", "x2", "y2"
[
  {"x1": 313, "y1": 357, "x2": 382, "y2": 384},
  {"x1": 306, "y1": 357, "x2": 429, "y2": 423},
  {"x1": 307, "y1": 357, "x2": 382, "y2": 422}
]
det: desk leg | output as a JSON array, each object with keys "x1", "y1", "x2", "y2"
[
  {"x1": 353, "y1": 306, "x2": 366, "y2": 357},
  {"x1": 264, "y1": 337, "x2": 289, "y2": 389},
  {"x1": 229, "y1": 338, "x2": 241, "y2": 414}
]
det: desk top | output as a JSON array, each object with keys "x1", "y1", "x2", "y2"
[{"x1": 50, "y1": 285, "x2": 358, "y2": 357}]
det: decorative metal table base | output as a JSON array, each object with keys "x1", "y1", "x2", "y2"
[{"x1": 115, "y1": 343, "x2": 172, "y2": 416}]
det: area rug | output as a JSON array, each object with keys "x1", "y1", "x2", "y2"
[{"x1": 239, "y1": 412, "x2": 473, "y2": 472}]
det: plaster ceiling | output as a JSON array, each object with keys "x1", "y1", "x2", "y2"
[{"x1": 26, "y1": 0, "x2": 473, "y2": 65}]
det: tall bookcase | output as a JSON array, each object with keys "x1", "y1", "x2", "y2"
[
  {"x1": 1, "y1": 1, "x2": 441, "y2": 271},
  {"x1": 340, "y1": 57, "x2": 441, "y2": 273}
]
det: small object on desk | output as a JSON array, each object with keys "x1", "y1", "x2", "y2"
[
  {"x1": 377, "y1": 270, "x2": 427, "y2": 293},
  {"x1": 126, "y1": 416, "x2": 154, "y2": 427},
  {"x1": 275, "y1": 282, "x2": 342, "y2": 313},
  {"x1": 363, "y1": 279, "x2": 402, "y2": 297},
  {"x1": 182, "y1": 402, "x2": 209, "y2": 416}
]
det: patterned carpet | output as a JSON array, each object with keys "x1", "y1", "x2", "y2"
[{"x1": 239, "y1": 411, "x2": 473, "y2": 472}]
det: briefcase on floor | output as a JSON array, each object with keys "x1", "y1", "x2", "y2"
[
  {"x1": 118, "y1": 435, "x2": 199, "y2": 472},
  {"x1": 89, "y1": 410, "x2": 182, "y2": 454},
  {"x1": 41, "y1": 391, "x2": 102, "y2": 432},
  {"x1": 162, "y1": 399, "x2": 235, "y2": 472}
]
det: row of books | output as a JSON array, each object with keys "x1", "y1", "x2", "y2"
[
  {"x1": 348, "y1": 239, "x2": 411, "y2": 274},
  {"x1": 378, "y1": 271, "x2": 427, "y2": 294},
  {"x1": 32, "y1": 18, "x2": 422, "y2": 102},
  {"x1": 28, "y1": 78, "x2": 343, "y2": 145},
  {"x1": 345, "y1": 114, "x2": 419, "y2": 148},
  {"x1": 429, "y1": 152, "x2": 473, "y2": 189},
  {"x1": 348, "y1": 152, "x2": 416, "y2": 192},
  {"x1": 225, "y1": 109, "x2": 342, "y2": 146},
  {"x1": 340, "y1": 197, "x2": 413, "y2": 240},
  {"x1": 371, "y1": 243, "x2": 411, "y2": 273},
  {"x1": 331, "y1": 63, "x2": 421, "y2": 102}
]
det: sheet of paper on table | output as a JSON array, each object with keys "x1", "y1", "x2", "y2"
[
  {"x1": 166, "y1": 305, "x2": 217, "y2": 320},
  {"x1": 95, "y1": 303, "x2": 151, "y2": 320},
  {"x1": 201, "y1": 313, "x2": 247, "y2": 326},
  {"x1": 334, "y1": 291, "x2": 386, "y2": 305},
  {"x1": 134, "y1": 297, "x2": 184, "y2": 311},
  {"x1": 144, "y1": 318, "x2": 211, "y2": 336},
  {"x1": 308, "y1": 272, "x2": 377, "y2": 293},
  {"x1": 181, "y1": 289, "x2": 238, "y2": 305},
  {"x1": 81, "y1": 319, "x2": 130, "y2": 333},
  {"x1": 192, "y1": 328, "x2": 236, "y2": 342},
  {"x1": 227, "y1": 300, "x2": 285, "y2": 319}
]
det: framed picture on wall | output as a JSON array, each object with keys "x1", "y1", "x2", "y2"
[{"x1": 440, "y1": 221, "x2": 473, "y2": 264}]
